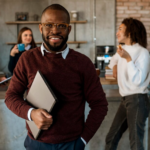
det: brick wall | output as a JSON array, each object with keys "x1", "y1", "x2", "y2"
[{"x1": 116, "y1": 0, "x2": 150, "y2": 51}]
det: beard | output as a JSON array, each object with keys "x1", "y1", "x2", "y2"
[{"x1": 42, "y1": 33, "x2": 68, "y2": 52}]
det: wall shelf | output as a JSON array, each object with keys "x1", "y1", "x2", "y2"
[
  {"x1": 5, "y1": 20, "x2": 87, "y2": 48},
  {"x1": 6, "y1": 41, "x2": 87, "y2": 48},
  {"x1": 5, "y1": 20, "x2": 87, "y2": 24},
  {"x1": 6, "y1": 41, "x2": 87, "y2": 45}
]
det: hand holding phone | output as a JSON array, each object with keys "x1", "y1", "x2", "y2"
[{"x1": 0, "y1": 76, "x2": 12, "y2": 84}]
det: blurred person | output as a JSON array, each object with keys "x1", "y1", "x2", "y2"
[
  {"x1": 105, "y1": 18, "x2": 150, "y2": 150},
  {"x1": 8, "y1": 27, "x2": 37, "y2": 74}
]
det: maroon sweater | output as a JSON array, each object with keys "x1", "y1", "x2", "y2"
[{"x1": 5, "y1": 47, "x2": 108, "y2": 144}]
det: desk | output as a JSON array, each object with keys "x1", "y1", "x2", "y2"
[
  {"x1": 100, "y1": 77, "x2": 121, "y2": 101},
  {"x1": 100, "y1": 77, "x2": 117, "y2": 85}
]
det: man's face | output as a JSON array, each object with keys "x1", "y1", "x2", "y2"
[
  {"x1": 116, "y1": 24, "x2": 129, "y2": 44},
  {"x1": 39, "y1": 9, "x2": 71, "y2": 52}
]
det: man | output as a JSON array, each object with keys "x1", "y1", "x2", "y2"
[
  {"x1": 5, "y1": 4, "x2": 108, "y2": 150},
  {"x1": 105, "y1": 18, "x2": 150, "y2": 150}
]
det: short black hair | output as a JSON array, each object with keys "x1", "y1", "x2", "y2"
[
  {"x1": 122, "y1": 18, "x2": 147, "y2": 48},
  {"x1": 42, "y1": 4, "x2": 70, "y2": 23}
]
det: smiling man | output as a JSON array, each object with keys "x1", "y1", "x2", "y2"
[{"x1": 5, "y1": 4, "x2": 108, "y2": 150}]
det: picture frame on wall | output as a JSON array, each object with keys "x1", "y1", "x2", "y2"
[{"x1": 15, "y1": 12, "x2": 28, "y2": 21}]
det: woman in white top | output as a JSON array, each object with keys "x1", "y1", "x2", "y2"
[{"x1": 105, "y1": 18, "x2": 150, "y2": 150}]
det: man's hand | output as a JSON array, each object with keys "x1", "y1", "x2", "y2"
[
  {"x1": 117, "y1": 47, "x2": 132, "y2": 62},
  {"x1": 113, "y1": 65, "x2": 117, "y2": 79},
  {"x1": 31, "y1": 109, "x2": 53, "y2": 130}
]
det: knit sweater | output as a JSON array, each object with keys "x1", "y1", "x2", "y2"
[
  {"x1": 109, "y1": 43, "x2": 150, "y2": 96},
  {"x1": 5, "y1": 47, "x2": 108, "y2": 144}
]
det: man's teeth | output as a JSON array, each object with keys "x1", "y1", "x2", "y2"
[{"x1": 51, "y1": 38, "x2": 59, "y2": 39}]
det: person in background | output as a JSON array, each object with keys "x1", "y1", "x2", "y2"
[
  {"x1": 8, "y1": 27, "x2": 37, "y2": 74},
  {"x1": 5, "y1": 4, "x2": 108, "y2": 150},
  {"x1": 0, "y1": 77, "x2": 7, "y2": 86},
  {"x1": 105, "y1": 18, "x2": 150, "y2": 150}
]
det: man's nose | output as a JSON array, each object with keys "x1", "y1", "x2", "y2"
[{"x1": 51, "y1": 25, "x2": 61, "y2": 34}]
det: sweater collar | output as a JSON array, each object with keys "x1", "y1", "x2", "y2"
[{"x1": 41, "y1": 43, "x2": 69, "y2": 59}]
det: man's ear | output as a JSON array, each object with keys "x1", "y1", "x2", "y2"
[{"x1": 39, "y1": 24, "x2": 42, "y2": 34}]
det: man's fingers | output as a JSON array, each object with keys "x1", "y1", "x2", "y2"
[
  {"x1": 40, "y1": 118, "x2": 53, "y2": 125},
  {"x1": 41, "y1": 110, "x2": 52, "y2": 119},
  {"x1": 38, "y1": 124, "x2": 51, "y2": 130},
  {"x1": 42, "y1": 127, "x2": 49, "y2": 130},
  {"x1": 31, "y1": 109, "x2": 53, "y2": 130}
]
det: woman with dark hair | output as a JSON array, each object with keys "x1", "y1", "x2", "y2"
[
  {"x1": 8, "y1": 27, "x2": 37, "y2": 74},
  {"x1": 105, "y1": 18, "x2": 150, "y2": 150}
]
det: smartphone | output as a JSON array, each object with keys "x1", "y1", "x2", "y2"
[{"x1": 0, "y1": 76, "x2": 12, "y2": 84}]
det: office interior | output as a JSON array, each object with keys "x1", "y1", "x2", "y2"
[{"x1": 0, "y1": 0, "x2": 150, "y2": 150}]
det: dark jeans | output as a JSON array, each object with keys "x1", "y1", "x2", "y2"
[
  {"x1": 24, "y1": 135, "x2": 85, "y2": 150},
  {"x1": 105, "y1": 94, "x2": 149, "y2": 150}
]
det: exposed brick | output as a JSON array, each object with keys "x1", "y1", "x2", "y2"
[
  {"x1": 117, "y1": 0, "x2": 129, "y2": 1},
  {"x1": 140, "y1": 18, "x2": 150, "y2": 21},
  {"x1": 125, "y1": 10, "x2": 137, "y2": 13},
  {"x1": 117, "y1": 6, "x2": 128, "y2": 10},
  {"x1": 129, "y1": 0, "x2": 141, "y2": 1},
  {"x1": 116, "y1": 0, "x2": 150, "y2": 50},
  {"x1": 129, "y1": 14, "x2": 141, "y2": 17},
  {"x1": 146, "y1": 30, "x2": 150, "y2": 34},
  {"x1": 141, "y1": 14, "x2": 150, "y2": 17},
  {"x1": 117, "y1": 10, "x2": 124, "y2": 13},
  {"x1": 138, "y1": 10, "x2": 150, "y2": 13},
  {"x1": 143, "y1": 6, "x2": 150, "y2": 10},
  {"x1": 143, "y1": 22, "x2": 150, "y2": 26},
  {"x1": 117, "y1": 14, "x2": 129, "y2": 18},
  {"x1": 117, "y1": 18, "x2": 124, "y2": 22},
  {"x1": 142, "y1": 0, "x2": 150, "y2": 1},
  {"x1": 137, "y1": 2, "x2": 149, "y2": 6},
  {"x1": 145, "y1": 26, "x2": 150, "y2": 30},
  {"x1": 117, "y1": 2, "x2": 124, "y2": 6},
  {"x1": 129, "y1": 6, "x2": 142, "y2": 10},
  {"x1": 124, "y1": 2, "x2": 137, "y2": 6}
]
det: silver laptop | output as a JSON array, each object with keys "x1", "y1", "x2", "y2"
[{"x1": 26, "y1": 71, "x2": 57, "y2": 139}]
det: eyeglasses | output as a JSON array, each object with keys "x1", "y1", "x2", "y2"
[{"x1": 41, "y1": 23, "x2": 70, "y2": 30}]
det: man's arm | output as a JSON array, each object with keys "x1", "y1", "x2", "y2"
[
  {"x1": 5, "y1": 52, "x2": 53, "y2": 130},
  {"x1": 80, "y1": 57, "x2": 108, "y2": 143},
  {"x1": 5, "y1": 53, "x2": 32, "y2": 120}
]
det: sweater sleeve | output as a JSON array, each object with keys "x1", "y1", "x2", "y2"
[
  {"x1": 5, "y1": 52, "x2": 32, "y2": 120},
  {"x1": 108, "y1": 53, "x2": 119, "y2": 69},
  {"x1": 80, "y1": 57, "x2": 108, "y2": 143},
  {"x1": 127, "y1": 51, "x2": 150, "y2": 86}
]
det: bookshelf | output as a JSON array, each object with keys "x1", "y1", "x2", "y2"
[{"x1": 5, "y1": 20, "x2": 87, "y2": 48}]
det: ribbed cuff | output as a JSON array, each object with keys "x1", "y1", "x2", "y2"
[
  {"x1": 27, "y1": 108, "x2": 34, "y2": 121},
  {"x1": 81, "y1": 137, "x2": 86, "y2": 145}
]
